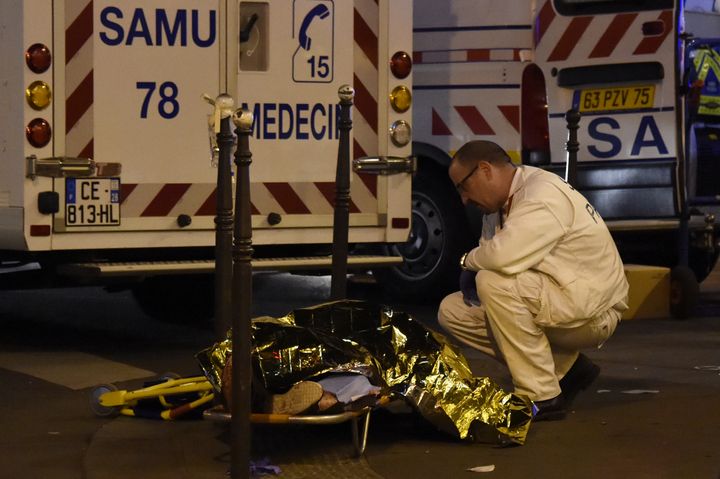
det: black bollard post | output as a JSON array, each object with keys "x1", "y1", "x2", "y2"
[
  {"x1": 230, "y1": 108, "x2": 254, "y2": 479},
  {"x1": 331, "y1": 85, "x2": 355, "y2": 301},
  {"x1": 214, "y1": 94, "x2": 235, "y2": 340},
  {"x1": 564, "y1": 109, "x2": 580, "y2": 188}
]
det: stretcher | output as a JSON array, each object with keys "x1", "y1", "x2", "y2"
[
  {"x1": 91, "y1": 374, "x2": 388, "y2": 456},
  {"x1": 90, "y1": 375, "x2": 215, "y2": 420},
  {"x1": 202, "y1": 395, "x2": 390, "y2": 457}
]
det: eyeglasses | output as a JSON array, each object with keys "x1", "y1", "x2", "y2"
[{"x1": 454, "y1": 165, "x2": 478, "y2": 193}]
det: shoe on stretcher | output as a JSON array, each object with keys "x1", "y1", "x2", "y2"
[
  {"x1": 265, "y1": 381, "x2": 323, "y2": 415},
  {"x1": 221, "y1": 355, "x2": 322, "y2": 416}
]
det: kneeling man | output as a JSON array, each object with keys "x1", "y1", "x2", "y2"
[{"x1": 438, "y1": 141, "x2": 628, "y2": 421}]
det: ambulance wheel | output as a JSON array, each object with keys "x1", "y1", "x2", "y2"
[
  {"x1": 90, "y1": 384, "x2": 120, "y2": 418},
  {"x1": 669, "y1": 266, "x2": 699, "y2": 320},
  {"x1": 374, "y1": 162, "x2": 473, "y2": 300}
]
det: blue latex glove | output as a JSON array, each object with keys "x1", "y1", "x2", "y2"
[{"x1": 459, "y1": 269, "x2": 480, "y2": 306}]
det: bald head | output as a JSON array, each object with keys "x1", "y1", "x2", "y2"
[
  {"x1": 452, "y1": 140, "x2": 513, "y2": 168},
  {"x1": 448, "y1": 140, "x2": 517, "y2": 214}
]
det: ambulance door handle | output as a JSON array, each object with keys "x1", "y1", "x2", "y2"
[
  {"x1": 26, "y1": 155, "x2": 122, "y2": 179},
  {"x1": 352, "y1": 156, "x2": 416, "y2": 175}
]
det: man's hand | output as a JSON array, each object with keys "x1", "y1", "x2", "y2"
[{"x1": 459, "y1": 269, "x2": 480, "y2": 306}]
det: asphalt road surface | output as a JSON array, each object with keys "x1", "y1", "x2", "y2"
[{"x1": 1, "y1": 271, "x2": 719, "y2": 478}]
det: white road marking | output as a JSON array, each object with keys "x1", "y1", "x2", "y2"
[{"x1": 0, "y1": 351, "x2": 155, "y2": 390}]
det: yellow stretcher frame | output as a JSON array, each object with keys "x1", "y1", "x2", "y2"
[{"x1": 90, "y1": 376, "x2": 215, "y2": 420}]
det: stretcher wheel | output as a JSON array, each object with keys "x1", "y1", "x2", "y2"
[
  {"x1": 90, "y1": 383, "x2": 121, "y2": 417},
  {"x1": 670, "y1": 266, "x2": 699, "y2": 320},
  {"x1": 159, "y1": 372, "x2": 181, "y2": 382}
]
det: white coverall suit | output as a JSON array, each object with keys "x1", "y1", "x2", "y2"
[{"x1": 438, "y1": 165, "x2": 629, "y2": 401}]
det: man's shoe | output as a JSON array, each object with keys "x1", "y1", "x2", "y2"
[
  {"x1": 560, "y1": 353, "x2": 600, "y2": 405},
  {"x1": 267, "y1": 381, "x2": 323, "y2": 415},
  {"x1": 532, "y1": 395, "x2": 567, "y2": 421}
]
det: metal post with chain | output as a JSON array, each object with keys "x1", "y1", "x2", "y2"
[
  {"x1": 229, "y1": 108, "x2": 255, "y2": 479},
  {"x1": 331, "y1": 85, "x2": 355, "y2": 300},
  {"x1": 564, "y1": 109, "x2": 580, "y2": 187},
  {"x1": 214, "y1": 94, "x2": 235, "y2": 340}
]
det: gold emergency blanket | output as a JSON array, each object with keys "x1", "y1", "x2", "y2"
[{"x1": 196, "y1": 300, "x2": 532, "y2": 445}]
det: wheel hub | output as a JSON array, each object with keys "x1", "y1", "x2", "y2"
[{"x1": 392, "y1": 191, "x2": 445, "y2": 280}]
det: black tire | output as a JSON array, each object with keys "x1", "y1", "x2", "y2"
[
  {"x1": 132, "y1": 275, "x2": 214, "y2": 324},
  {"x1": 374, "y1": 163, "x2": 474, "y2": 300},
  {"x1": 689, "y1": 243, "x2": 720, "y2": 283},
  {"x1": 670, "y1": 266, "x2": 700, "y2": 320}
]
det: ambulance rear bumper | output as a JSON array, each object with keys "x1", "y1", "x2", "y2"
[{"x1": 57, "y1": 255, "x2": 403, "y2": 278}]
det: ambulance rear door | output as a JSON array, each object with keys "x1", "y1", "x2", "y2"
[
  {"x1": 227, "y1": 0, "x2": 413, "y2": 248},
  {"x1": 533, "y1": 0, "x2": 678, "y2": 221},
  {"x1": 53, "y1": 0, "x2": 223, "y2": 250}
]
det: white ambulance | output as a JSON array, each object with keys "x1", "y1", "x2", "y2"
[
  {"x1": 0, "y1": 0, "x2": 417, "y2": 315},
  {"x1": 394, "y1": 0, "x2": 720, "y2": 304}
]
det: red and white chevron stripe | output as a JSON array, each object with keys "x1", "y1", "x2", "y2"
[
  {"x1": 352, "y1": 0, "x2": 379, "y2": 210},
  {"x1": 535, "y1": 0, "x2": 674, "y2": 63},
  {"x1": 414, "y1": 48, "x2": 524, "y2": 64},
  {"x1": 119, "y1": 181, "x2": 376, "y2": 218},
  {"x1": 430, "y1": 105, "x2": 520, "y2": 137},
  {"x1": 65, "y1": 0, "x2": 94, "y2": 159}
]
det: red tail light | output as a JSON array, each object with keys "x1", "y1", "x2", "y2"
[
  {"x1": 521, "y1": 64, "x2": 550, "y2": 165},
  {"x1": 26, "y1": 118, "x2": 52, "y2": 148},
  {"x1": 25, "y1": 43, "x2": 52, "y2": 74},
  {"x1": 390, "y1": 51, "x2": 412, "y2": 79}
]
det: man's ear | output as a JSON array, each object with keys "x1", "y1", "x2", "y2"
[{"x1": 477, "y1": 160, "x2": 492, "y2": 178}]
